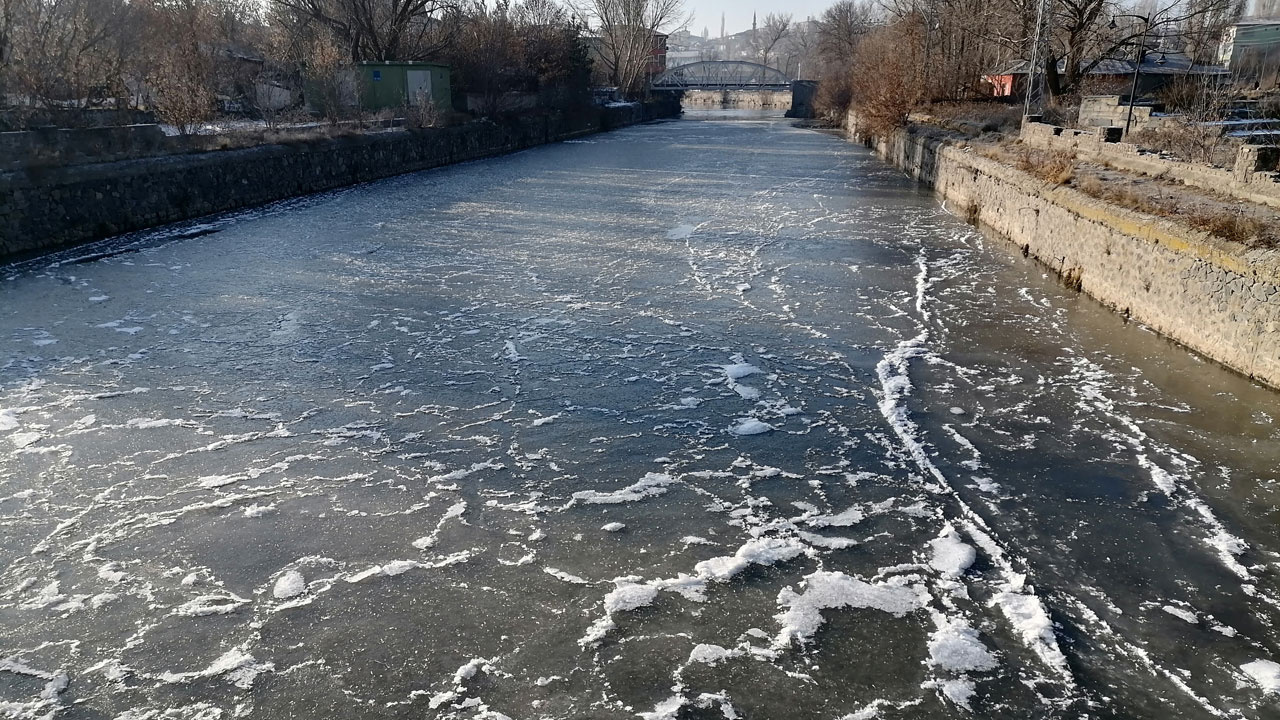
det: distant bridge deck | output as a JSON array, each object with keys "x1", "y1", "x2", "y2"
[{"x1": 652, "y1": 61, "x2": 793, "y2": 91}]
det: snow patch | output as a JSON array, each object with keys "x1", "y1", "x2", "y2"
[
  {"x1": 1242, "y1": 659, "x2": 1280, "y2": 694},
  {"x1": 572, "y1": 473, "x2": 676, "y2": 505},
  {"x1": 775, "y1": 571, "x2": 927, "y2": 646},
  {"x1": 695, "y1": 537, "x2": 806, "y2": 583},
  {"x1": 728, "y1": 418, "x2": 774, "y2": 436},
  {"x1": 272, "y1": 571, "x2": 307, "y2": 599}
]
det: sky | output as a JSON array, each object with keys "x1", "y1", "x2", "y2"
[{"x1": 683, "y1": 1, "x2": 833, "y2": 37}]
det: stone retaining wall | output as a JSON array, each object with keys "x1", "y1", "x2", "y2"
[
  {"x1": 847, "y1": 111, "x2": 1280, "y2": 389},
  {"x1": 1021, "y1": 120, "x2": 1280, "y2": 210},
  {"x1": 1, "y1": 101, "x2": 679, "y2": 260}
]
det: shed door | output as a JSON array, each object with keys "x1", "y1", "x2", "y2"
[{"x1": 406, "y1": 70, "x2": 433, "y2": 105}]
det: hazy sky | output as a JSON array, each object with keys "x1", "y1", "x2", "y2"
[{"x1": 683, "y1": 1, "x2": 834, "y2": 37}]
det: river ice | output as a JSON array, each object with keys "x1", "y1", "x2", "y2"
[{"x1": 3, "y1": 110, "x2": 1280, "y2": 719}]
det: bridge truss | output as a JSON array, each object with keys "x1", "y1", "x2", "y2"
[{"x1": 652, "y1": 61, "x2": 793, "y2": 91}]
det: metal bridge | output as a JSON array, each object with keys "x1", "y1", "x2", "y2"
[{"x1": 652, "y1": 61, "x2": 793, "y2": 91}]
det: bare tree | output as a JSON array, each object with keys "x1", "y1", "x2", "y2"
[
  {"x1": 268, "y1": 0, "x2": 462, "y2": 61},
  {"x1": 1041, "y1": 0, "x2": 1243, "y2": 100},
  {"x1": 7, "y1": 0, "x2": 139, "y2": 111},
  {"x1": 850, "y1": 21, "x2": 926, "y2": 133},
  {"x1": 1179, "y1": 0, "x2": 1246, "y2": 64},
  {"x1": 569, "y1": 0, "x2": 687, "y2": 98},
  {"x1": 779, "y1": 19, "x2": 819, "y2": 79},
  {"x1": 818, "y1": 0, "x2": 876, "y2": 64},
  {"x1": 449, "y1": 0, "x2": 520, "y2": 116},
  {"x1": 136, "y1": 0, "x2": 218, "y2": 132},
  {"x1": 809, "y1": 0, "x2": 879, "y2": 116},
  {"x1": 752, "y1": 11, "x2": 791, "y2": 69}
]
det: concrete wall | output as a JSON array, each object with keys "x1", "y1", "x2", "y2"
[
  {"x1": 1021, "y1": 120, "x2": 1280, "y2": 210},
  {"x1": 0, "y1": 101, "x2": 679, "y2": 260},
  {"x1": 846, "y1": 111, "x2": 1280, "y2": 389},
  {"x1": 1078, "y1": 95, "x2": 1171, "y2": 132},
  {"x1": 683, "y1": 90, "x2": 792, "y2": 111}
]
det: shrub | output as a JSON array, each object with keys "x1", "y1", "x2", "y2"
[
  {"x1": 405, "y1": 92, "x2": 439, "y2": 129},
  {"x1": 1131, "y1": 123, "x2": 1237, "y2": 167},
  {"x1": 849, "y1": 22, "x2": 926, "y2": 136}
]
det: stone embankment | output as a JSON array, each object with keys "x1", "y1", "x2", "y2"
[
  {"x1": 1021, "y1": 119, "x2": 1280, "y2": 210},
  {"x1": 0, "y1": 101, "x2": 680, "y2": 260},
  {"x1": 846, "y1": 110, "x2": 1280, "y2": 389},
  {"x1": 683, "y1": 90, "x2": 792, "y2": 111}
]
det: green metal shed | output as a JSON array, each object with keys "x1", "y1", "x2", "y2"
[{"x1": 356, "y1": 62, "x2": 451, "y2": 111}]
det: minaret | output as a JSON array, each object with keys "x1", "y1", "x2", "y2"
[
  {"x1": 752, "y1": 12, "x2": 757, "y2": 33},
  {"x1": 720, "y1": 13, "x2": 725, "y2": 38}
]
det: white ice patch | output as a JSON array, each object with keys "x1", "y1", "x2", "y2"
[
  {"x1": 1161, "y1": 605, "x2": 1198, "y2": 624},
  {"x1": 687, "y1": 644, "x2": 742, "y2": 667},
  {"x1": 173, "y1": 593, "x2": 250, "y2": 617},
  {"x1": 197, "y1": 474, "x2": 244, "y2": 489},
  {"x1": 1241, "y1": 659, "x2": 1280, "y2": 694},
  {"x1": 272, "y1": 570, "x2": 307, "y2": 599},
  {"x1": 991, "y1": 591, "x2": 1071, "y2": 682},
  {"x1": 0, "y1": 410, "x2": 18, "y2": 431},
  {"x1": 544, "y1": 567, "x2": 590, "y2": 585},
  {"x1": 806, "y1": 506, "x2": 864, "y2": 528},
  {"x1": 638, "y1": 695, "x2": 686, "y2": 720},
  {"x1": 9, "y1": 431, "x2": 41, "y2": 449},
  {"x1": 927, "y1": 617, "x2": 998, "y2": 673},
  {"x1": 427, "y1": 461, "x2": 505, "y2": 484},
  {"x1": 412, "y1": 501, "x2": 468, "y2": 549},
  {"x1": 695, "y1": 537, "x2": 806, "y2": 583},
  {"x1": 601, "y1": 522, "x2": 626, "y2": 532},
  {"x1": 501, "y1": 341, "x2": 526, "y2": 362},
  {"x1": 728, "y1": 418, "x2": 774, "y2": 436},
  {"x1": 722, "y1": 361, "x2": 762, "y2": 381},
  {"x1": 125, "y1": 418, "x2": 186, "y2": 429},
  {"x1": 667, "y1": 224, "x2": 696, "y2": 240},
  {"x1": 346, "y1": 552, "x2": 471, "y2": 583},
  {"x1": 572, "y1": 472, "x2": 675, "y2": 505},
  {"x1": 775, "y1": 571, "x2": 927, "y2": 647},
  {"x1": 929, "y1": 527, "x2": 976, "y2": 579},
  {"x1": 0, "y1": 657, "x2": 69, "y2": 712},
  {"x1": 579, "y1": 573, "x2": 707, "y2": 647},
  {"x1": 244, "y1": 503, "x2": 277, "y2": 518},
  {"x1": 158, "y1": 648, "x2": 272, "y2": 689}
]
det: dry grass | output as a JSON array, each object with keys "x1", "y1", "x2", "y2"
[
  {"x1": 1015, "y1": 147, "x2": 1077, "y2": 186},
  {"x1": 1185, "y1": 211, "x2": 1271, "y2": 245},
  {"x1": 1073, "y1": 174, "x2": 1278, "y2": 248}
]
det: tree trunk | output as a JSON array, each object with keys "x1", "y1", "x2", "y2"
[{"x1": 1044, "y1": 53, "x2": 1062, "y2": 101}]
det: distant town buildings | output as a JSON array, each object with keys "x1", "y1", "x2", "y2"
[{"x1": 1220, "y1": 18, "x2": 1280, "y2": 86}]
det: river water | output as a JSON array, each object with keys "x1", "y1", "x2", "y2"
[{"x1": 3, "y1": 111, "x2": 1280, "y2": 719}]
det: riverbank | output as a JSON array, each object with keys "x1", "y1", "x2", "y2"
[
  {"x1": 0, "y1": 100, "x2": 681, "y2": 261},
  {"x1": 845, "y1": 110, "x2": 1280, "y2": 390}
]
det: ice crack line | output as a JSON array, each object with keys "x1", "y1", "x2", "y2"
[{"x1": 872, "y1": 247, "x2": 1079, "y2": 693}]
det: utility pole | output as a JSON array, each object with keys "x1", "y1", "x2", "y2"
[
  {"x1": 1111, "y1": 13, "x2": 1164, "y2": 137},
  {"x1": 1024, "y1": 0, "x2": 1050, "y2": 118}
]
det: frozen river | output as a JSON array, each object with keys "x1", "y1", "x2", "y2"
[{"x1": 3, "y1": 111, "x2": 1280, "y2": 719}]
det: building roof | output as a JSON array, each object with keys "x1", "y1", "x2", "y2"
[{"x1": 995, "y1": 52, "x2": 1229, "y2": 77}]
